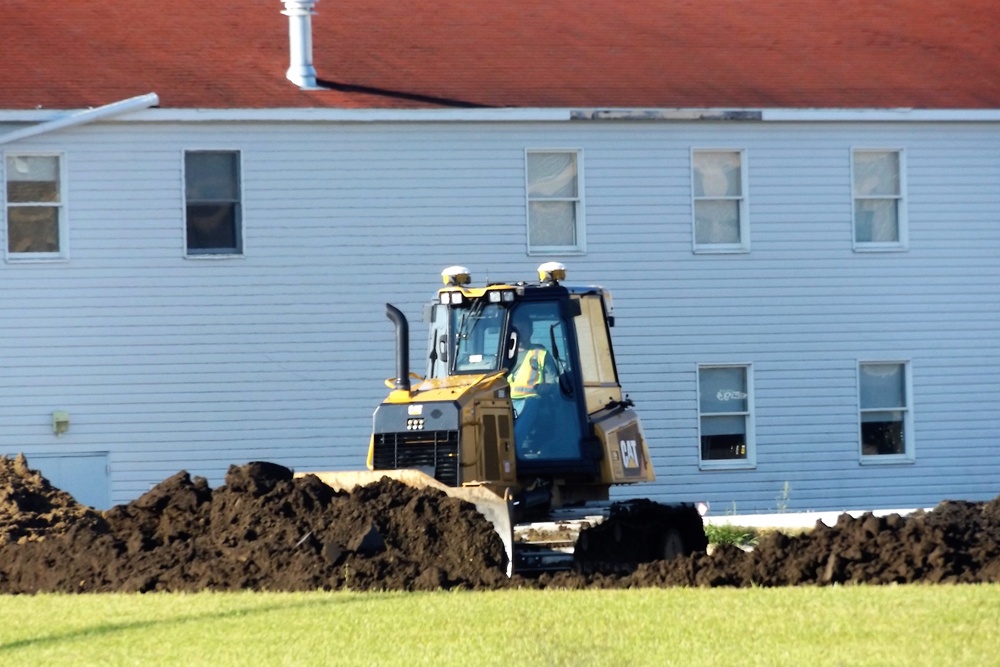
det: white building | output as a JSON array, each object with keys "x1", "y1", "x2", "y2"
[{"x1": 2, "y1": 1, "x2": 999, "y2": 512}]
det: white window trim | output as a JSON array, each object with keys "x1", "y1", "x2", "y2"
[
  {"x1": 858, "y1": 359, "x2": 915, "y2": 465},
  {"x1": 3, "y1": 151, "x2": 70, "y2": 263},
  {"x1": 696, "y1": 362, "x2": 756, "y2": 471},
  {"x1": 690, "y1": 148, "x2": 750, "y2": 254},
  {"x1": 182, "y1": 148, "x2": 245, "y2": 259},
  {"x1": 851, "y1": 147, "x2": 908, "y2": 253},
  {"x1": 524, "y1": 148, "x2": 586, "y2": 256}
]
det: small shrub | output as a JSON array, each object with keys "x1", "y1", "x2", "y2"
[{"x1": 705, "y1": 523, "x2": 758, "y2": 548}]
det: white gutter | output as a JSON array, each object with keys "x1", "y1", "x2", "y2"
[
  {"x1": 571, "y1": 108, "x2": 763, "y2": 121},
  {"x1": 760, "y1": 108, "x2": 1000, "y2": 122},
  {"x1": 571, "y1": 107, "x2": 1000, "y2": 122},
  {"x1": 0, "y1": 107, "x2": 573, "y2": 123},
  {"x1": 1, "y1": 104, "x2": 998, "y2": 125},
  {"x1": 0, "y1": 92, "x2": 159, "y2": 145}
]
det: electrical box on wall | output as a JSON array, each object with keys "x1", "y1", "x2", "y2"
[{"x1": 52, "y1": 411, "x2": 70, "y2": 436}]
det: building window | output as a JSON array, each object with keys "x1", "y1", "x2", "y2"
[
  {"x1": 526, "y1": 150, "x2": 584, "y2": 254},
  {"x1": 184, "y1": 150, "x2": 242, "y2": 255},
  {"x1": 698, "y1": 364, "x2": 755, "y2": 468},
  {"x1": 4, "y1": 154, "x2": 66, "y2": 259},
  {"x1": 692, "y1": 150, "x2": 748, "y2": 252},
  {"x1": 852, "y1": 149, "x2": 906, "y2": 250},
  {"x1": 859, "y1": 361, "x2": 913, "y2": 461}
]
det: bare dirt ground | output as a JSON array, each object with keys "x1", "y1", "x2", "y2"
[{"x1": 1, "y1": 454, "x2": 998, "y2": 593}]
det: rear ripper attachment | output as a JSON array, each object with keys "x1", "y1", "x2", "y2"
[{"x1": 352, "y1": 264, "x2": 709, "y2": 574}]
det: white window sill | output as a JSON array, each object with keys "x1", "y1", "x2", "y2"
[
  {"x1": 184, "y1": 252, "x2": 245, "y2": 260},
  {"x1": 527, "y1": 249, "x2": 586, "y2": 257},
  {"x1": 693, "y1": 246, "x2": 751, "y2": 255},
  {"x1": 699, "y1": 460, "x2": 756, "y2": 471},
  {"x1": 859, "y1": 454, "x2": 915, "y2": 465},
  {"x1": 5, "y1": 254, "x2": 69, "y2": 264},
  {"x1": 852, "y1": 244, "x2": 908, "y2": 253}
]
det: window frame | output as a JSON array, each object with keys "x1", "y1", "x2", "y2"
[
  {"x1": 696, "y1": 363, "x2": 756, "y2": 470},
  {"x1": 183, "y1": 148, "x2": 244, "y2": 258},
  {"x1": 524, "y1": 148, "x2": 586, "y2": 256},
  {"x1": 3, "y1": 151, "x2": 69, "y2": 262},
  {"x1": 690, "y1": 148, "x2": 750, "y2": 254},
  {"x1": 851, "y1": 148, "x2": 908, "y2": 252},
  {"x1": 858, "y1": 360, "x2": 915, "y2": 464}
]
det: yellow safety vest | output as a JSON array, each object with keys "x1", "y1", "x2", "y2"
[{"x1": 509, "y1": 348, "x2": 549, "y2": 399}]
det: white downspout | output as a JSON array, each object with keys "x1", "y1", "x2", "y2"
[
  {"x1": 281, "y1": 0, "x2": 319, "y2": 89},
  {"x1": 0, "y1": 92, "x2": 159, "y2": 146}
]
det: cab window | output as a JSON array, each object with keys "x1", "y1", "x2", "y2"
[{"x1": 450, "y1": 302, "x2": 505, "y2": 373}]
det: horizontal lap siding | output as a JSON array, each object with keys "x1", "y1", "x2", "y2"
[
  {"x1": 2, "y1": 120, "x2": 998, "y2": 512},
  {"x1": 2, "y1": 123, "x2": 540, "y2": 503},
  {"x1": 600, "y1": 123, "x2": 1000, "y2": 512}
]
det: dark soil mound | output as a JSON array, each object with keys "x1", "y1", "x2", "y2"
[
  {"x1": 0, "y1": 457, "x2": 508, "y2": 593},
  {"x1": 539, "y1": 500, "x2": 1000, "y2": 589},
  {"x1": 1, "y1": 455, "x2": 998, "y2": 592}
]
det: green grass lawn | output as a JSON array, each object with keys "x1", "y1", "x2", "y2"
[{"x1": 1, "y1": 586, "x2": 997, "y2": 666}]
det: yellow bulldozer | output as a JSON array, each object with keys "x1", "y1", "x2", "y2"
[{"x1": 304, "y1": 262, "x2": 706, "y2": 574}]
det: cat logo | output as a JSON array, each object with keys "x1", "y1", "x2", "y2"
[{"x1": 619, "y1": 439, "x2": 640, "y2": 469}]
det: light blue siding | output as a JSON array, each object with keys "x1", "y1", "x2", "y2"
[{"x1": 2, "y1": 118, "x2": 998, "y2": 512}]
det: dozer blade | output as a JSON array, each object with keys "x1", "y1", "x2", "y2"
[{"x1": 294, "y1": 469, "x2": 514, "y2": 577}]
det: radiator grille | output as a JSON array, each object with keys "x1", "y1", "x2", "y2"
[{"x1": 372, "y1": 430, "x2": 460, "y2": 487}]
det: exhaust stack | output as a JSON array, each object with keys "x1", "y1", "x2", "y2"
[
  {"x1": 385, "y1": 304, "x2": 411, "y2": 392},
  {"x1": 281, "y1": 0, "x2": 319, "y2": 89}
]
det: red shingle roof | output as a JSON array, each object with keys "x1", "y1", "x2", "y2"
[{"x1": 3, "y1": 0, "x2": 999, "y2": 111}]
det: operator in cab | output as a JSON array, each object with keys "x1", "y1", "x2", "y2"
[{"x1": 507, "y1": 318, "x2": 557, "y2": 455}]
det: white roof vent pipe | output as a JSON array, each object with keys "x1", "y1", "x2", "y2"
[{"x1": 281, "y1": 0, "x2": 320, "y2": 89}]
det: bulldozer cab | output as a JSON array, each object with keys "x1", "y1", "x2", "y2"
[{"x1": 423, "y1": 263, "x2": 627, "y2": 476}]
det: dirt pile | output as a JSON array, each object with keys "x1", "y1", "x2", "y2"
[
  {"x1": 545, "y1": 499, "x2": 1000, "y2": 588},
  {"x1": 0, "y1": 456, "x2": 507, "y2": 593},
  {"x1": 1, "y1": 455, "x2": 998, "y2": 592}
]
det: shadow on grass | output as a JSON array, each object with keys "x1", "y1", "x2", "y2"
[{"x1": 0, "y1": 593, "x2": 375, "y2": 653}]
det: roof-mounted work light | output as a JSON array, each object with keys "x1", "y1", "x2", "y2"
[{"x1": 487, "y1": 289, "x2": 515, "y2": 304}]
